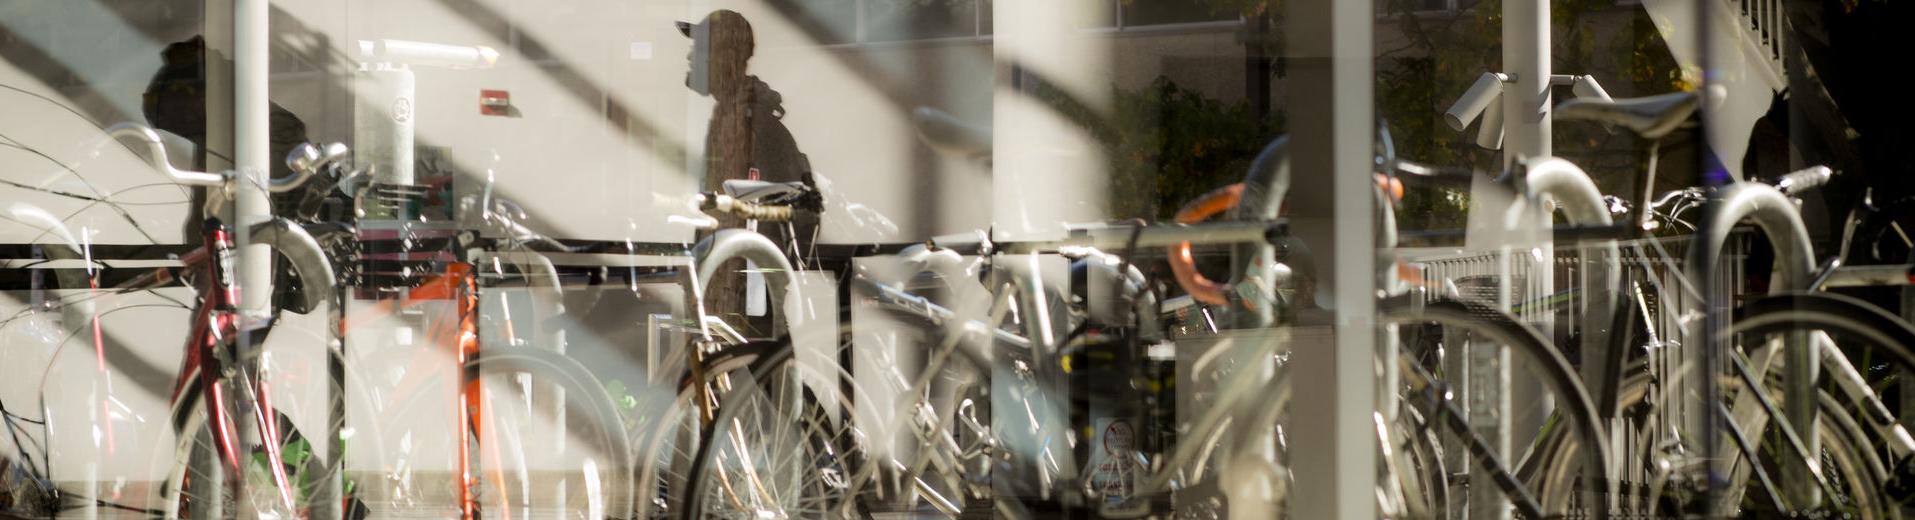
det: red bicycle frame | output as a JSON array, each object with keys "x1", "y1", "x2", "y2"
[
  {"x1": 143, "y1": 219, "x2": 532, "y2": 518},
  {"x1": 163, "y1": 222, "x2": 299, "y2": 513}
]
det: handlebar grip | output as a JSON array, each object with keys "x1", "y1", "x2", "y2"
[
  {"x1": 723, "y1": 201, "x2": 792, "y2": 222},
  {"x1": 1775, "y1": 166, "x2": 1833, "y2": 197},
  {"x1": 698, "y1": 193, "x2": 796, "y2": 222}
]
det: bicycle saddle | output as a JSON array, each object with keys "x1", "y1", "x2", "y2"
[
  {"x1": 1554, "y1": 90, "x2": 1698, "y2": 140},
  {"x1": 721, "y1": 179, "x2": 807, "y2": 201},
  {"x1": 720, "y1": 178, "x2": 823, "y2": 212},
  {"x1": 911, "y1": 106, "x2": 991, "y2": 158}
]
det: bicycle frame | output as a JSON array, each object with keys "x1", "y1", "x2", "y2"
[
  {"x1": 341, "y1": 259, "x2": 529, "y2": 520},
  {"x1": 167, "y1": 222, "x2": 300, "y2": 514},
  {"x1": 1503, "y1": 148, "x2": 1878, "y2": 514}
]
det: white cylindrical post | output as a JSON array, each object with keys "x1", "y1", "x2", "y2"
[
  {"x1": 230, "y1": 3, "x2": 277, "y2": 517},
  {"x1": 1504, "y1": 0, "x2": 1550, "y2": 163},
  {"x1": 1286, "y1": 0, "x2": 1376, "y2": 518},
  {"x1": 355, "y1": 66, "x2": 418, "y2": 189},
  {"x1": 234, "y1": 0, "x2": 272, "y2": 324},
  {"x1": 1464, "y1": 2, "x2": 1551, "y2": 519}
]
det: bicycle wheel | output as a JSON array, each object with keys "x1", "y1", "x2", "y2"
[
  {"x1": 1381, "y1": 297, "x2": 1611, "y2": 519},
  {"x1": 682, "y1": 342, "x2": 859, "y2": 519},
  {"x1": 1214, "y1": 357, "x2": 1453, "y2": 519},
  {"x1": 1718, "y1": 292, "x2": 1911, "y2": 518},
  {"x1": 355, "y1": 345, "x2": 632, "y2": 519},
  {"x1": 469, "y1": 346, "x2": 635, "y2": 519},
  {"x1": 1527, "y1": 292, "x2": 1911, "y2": 518},
  {"x1": 1526, "y1": 363, "x2": 1892, "y2": 518},
  {"x1": 1389, "y1": 397, "x2": 1451, "y2": 519},
  {"x1": 631, "y1": 340, "x2": 777, "y2": 519},
  {"x1": 160, "y1": 326, "x2": 360, "y2": 520}
]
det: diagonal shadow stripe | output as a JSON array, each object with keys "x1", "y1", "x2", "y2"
[
  {"x1": 0, "y1": 22, "x2": 136, "y2": 127},
  {"x1": 425, "y1": 0, "x2": 688, "y2": 167}
]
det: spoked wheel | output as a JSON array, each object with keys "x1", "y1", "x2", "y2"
[
  {"x1": 1524, "y1": 363, "x2": 1673, "y2": 517},
  {"x1": 161, "y1": 325, "x2": 364, "y2": 520},
  {"x1": 1728, "y1": 391, "x2": 1893, "y2": 519},
  {"x1": 1387, "y1": 400, "x2": 1450, "y2": 519},
  {"x1": 1527, "y1": 368, "x2": 1890, "y2": 519},
  {"x1": 632, "y1": 340, "x2": 771, "y2": 520},
  {"x1": 683, "y1": 343, "x2": 858, "y2": 519},
  {"x1": 355, "y1": 345, "x2": 631, "y2": 519},
  {"x1": 1717, "y1": 293, "x2": 1912, "y2": 519},
  {"x1": 468, "y1": 347, "x2": 635, "y2": 520},
  {"x1": 1382, "y1": 297, "x2": 1612, "y2": 519},
  {"x1": 1232, "y1": 357, "x2": 1453, "y2": 519},
  {"x1": 1529, "y1": 292, "x2": 1912, "y2": 519}
]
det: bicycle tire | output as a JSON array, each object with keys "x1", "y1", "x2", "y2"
[
  {"x1": 1729, "y1": 292, "x2": 1915, "y2": 368},
  {"x1": 681, "y1": 342, "x2": 859, "y2": 520},
  {"x1": 631, "y1": 340, "x2": 774, "y2": 519},
  {"x1": 341, "y1": 345, "x2": 632, "y2": 518},
  {"x1": 663, "y1": 261, "x2": 1007, "y2": 518},
  {"x1": 1720, "y1": 292, "x2": 1914, "y2": 518},
  {"x1": 159, "y1": 336, "x2": 374, "y2": 520},
  {"x1": 434, "y1": 346, "x2": 634, "y2": 518},
  {"x1": 1525, "y1": 292, "x2": 1914, "y2": 517},
  {"x1": 1380, "y1": 296, "x2": 1612, "y2": 518}
]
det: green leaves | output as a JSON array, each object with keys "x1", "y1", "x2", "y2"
[{"x1": 1101, "y1": 76, "x2": 1279, "y2": 220}]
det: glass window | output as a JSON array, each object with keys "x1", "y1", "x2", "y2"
[
  {"x1": 1121, "y1": 0, "x2": 1238, "y2": 27},
  {"x1": 4, "y1": 2, "x2": 1898, "y2": 519},
  {"x1": 864, "y1": 0, "x2": 981, "y2": 41}
]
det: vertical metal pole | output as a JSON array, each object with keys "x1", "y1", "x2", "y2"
[
  {"x1": 1245, "y1": 14, "x2": 1271, "y2": 124},
  {"x1": 232, "y1": 1, "x2": 272, "y2": 517},
  {"x1": 1691, "y1": 1, "x2": 1726, "y2": 514},
  {"x1": 1467, "y1": 250, "x2": 1515, "y2": 520},
  {"x1": 234, "y1": 0, "x2": 272, "y2": 324},
  {"x1": 1287, "y1": 0, "x2": 1375, "y2": 518},
  {"x1": 1503, "y1": 0, "x2": 1550, "y2": 164},
  {"x1": 1463, "y1": 3, "x2": 1549, "y2": 518}
]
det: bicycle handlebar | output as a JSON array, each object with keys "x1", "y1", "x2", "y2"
[
  {"x1": 106, "y1": 123, "x2": 336, "y2": 197},
  {"x1": 103, "y1": 123, "x2": 225, "y2": 187},
  {"x1": 1773, "y1": 166, "x2": 1834, "y2": 198},
  {"x1": 697, "y1": 192, "x2": 799, "y2": 222},
  {"x1": 275, "y1": 142, "x2": 349, "y2": 193}
]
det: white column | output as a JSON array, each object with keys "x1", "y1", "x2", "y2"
[
  {"x1": 1287, "y1": 0, "x2": 1376, "y2": 518},
  {"x1": 234, "y1": 0, "x2": 273, "y2": 324},
  {"x1": 1503, "y1": 0, "x2": 1550, "y2": 164}
]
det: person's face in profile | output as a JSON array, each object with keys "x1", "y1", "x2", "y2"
[{"x1": 685, "y1": 23, "x2": 711, "y2": 96}]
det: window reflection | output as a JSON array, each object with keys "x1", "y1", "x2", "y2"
[{"x1": 2, "y1": 1, "x2": 1899, "y2": 519}]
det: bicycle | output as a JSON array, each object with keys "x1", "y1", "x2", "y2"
[
  {"x1": 2, "y1": 123, "x2": 637, "y2": 519},
  {"x1": 295, "y1": 148, "x2": 634, "y2": 519},
  {"x1": 1481, "y1": 89, "x2": 1912, "y2": 517},
  {"x1": 666, "y1": 120, "x2": 1616, "y2": 519},
  {"x1": 85, "y1": 124, "x2": 357, "y2": 519}
]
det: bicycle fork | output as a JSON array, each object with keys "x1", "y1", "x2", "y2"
[
  {"x1": 177, "y1": 226, "x2": 300, "y2": 517},
  {"x1": 441, "y1": 263, "x2": 512, "y2": 520}
]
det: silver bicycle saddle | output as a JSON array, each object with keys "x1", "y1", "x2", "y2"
[{"x1": 1555, "y1": 90, "x2": 1698, "y2": 140}]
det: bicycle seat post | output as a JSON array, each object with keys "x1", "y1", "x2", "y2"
[{"x1": 1638, "y1": 139, "x2": 1663, "y2": 231}]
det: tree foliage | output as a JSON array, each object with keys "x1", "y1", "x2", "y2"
[
  {"x1": 1105, "y1": 77, "x2": 1284, "y2": 219},
  {"x1": 1075, "y1": 0, "x2": 1687, "y2": 232}
]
